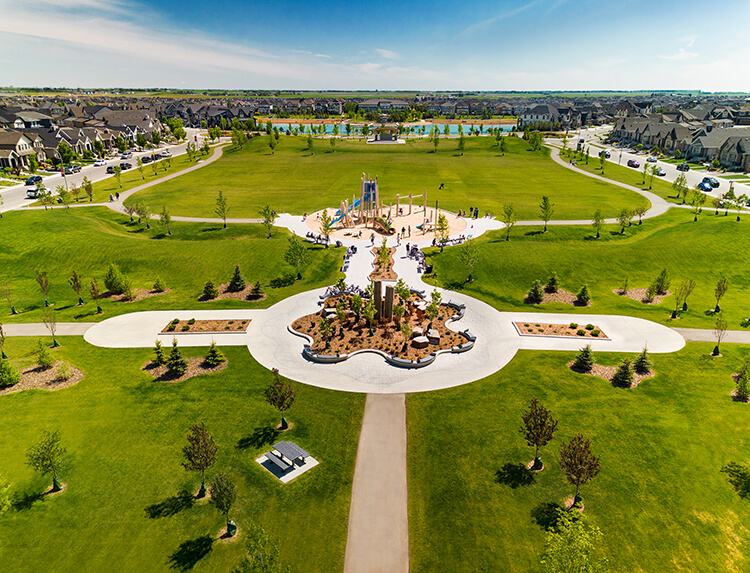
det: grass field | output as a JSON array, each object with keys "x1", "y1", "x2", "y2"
[
  {"x1": 128, "y1": 136, "x2": 650, "y2": 221},
  {"x1": 0, "y1": 337, "x2": 364, "y2": 572},
  {"x1": 0, "y1": 208, "x2": 343, "y2": 323},
  {"x1": 408, "y1": 343, "x2": 750, "y2": 572},
  {"x1": 424, "y1": 208, "x2": 750, "y2": 330}
]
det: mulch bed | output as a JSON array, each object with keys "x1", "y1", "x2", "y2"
[
  {"x1": 101, "y1": 288, "x2": 171, "y2": 303},
  {"x1": 515, "y1": 322, "x2": 607, "y2": 339},
  {"x1": 525, "y1": 288, "x2": 591, "y2": 307},
  {"x1": 0, "y1": 361, "x2": 83, "y2": 396},
  {"x1": 614, "y1": 288, "x2": 671, "y2": 305},
  {"x1": 199, "y1": 282, "x2": 267, "y2": 302},
  {"x1": 369, "y1": 247, "x2": 397, "y2": 281},
  {"x1": 142, "y1": 357, "x2": 228, "y2": 383},
  {"x1": 292, "y1": 294, "x2": 465, "y2": 361},
  {"x1": 568, "y1": 361, "x2": 654, "y2": 388},
  {"x1": 161, "y1": 319, "x2": 250, "y2": 334}
]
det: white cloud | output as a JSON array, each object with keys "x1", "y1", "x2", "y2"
[
  {"x1": 315, "y1": 54, "x2": 332, "y2": 59},
  {"x1": 459, "y1": 0, "x2": 542, "y2": 36},
  {"x1": 658, "y1": 48, "x2": 698, "y2": 61},
  {"x1": 375, "y1": 48, "x2": 399, "y2": 60}
]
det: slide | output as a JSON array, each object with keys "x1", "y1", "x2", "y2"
[{"x1": 334, "y1": 198, "x2": 361, "y2": 217}]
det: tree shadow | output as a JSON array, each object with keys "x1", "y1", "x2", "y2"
[
  {"x1": 145, "y1": 490, "x2": 196, "y2": 519},
  {"x1": 237, "y1": 425, "x2": 279, "y2": 450},
  {"x1": 198, "y1": 227, "x2": 224, "y2": 234},
  {"x1": 524, "y1": 230, "x2": 545, "y2": 237},
  {"x1": 721, "y1": 462, "x2": 750, "y2": 499},
  {"x1": 168, "y1": 535, "x2": 214, "y2": 571},
  {"x1": 12, "y1": 490, "x2": 46, "y2": 511},
  {"x1": 495, "y1": 462, "x2": 535, "y2": 489},
  {"x1": 530, "y1": 501, "x2": 566, "y2": 530}
]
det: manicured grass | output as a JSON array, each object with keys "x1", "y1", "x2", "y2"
[
  {"x1": 128, "y1": 136, "x2": 649, "y2": 220},
  {"x1": 0, "y1": 208, "x2": 343, "y2": 323},
  {"x1": 0, "y1": 337, "x2": 364, "y2": 572},
  {"x1": 424, "y1": 208, "x2": 750, "y2": 329},
  {"x1": 408, "y1": 343, "x2": 750, "y2": 572}
]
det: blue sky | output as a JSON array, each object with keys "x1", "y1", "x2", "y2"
[{"x1": 0, "y1": 0, "x2": 748, "y2": 91}]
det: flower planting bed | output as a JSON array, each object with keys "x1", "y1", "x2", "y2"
[
  {"x1": 513, "y1": 322, "x2": 608, "y2": 339},
  {"x1": 291, "y1": 293, "x2": 465, "y2": 361},
  {"x1": 161, "y1": 318, "x2": 251, "y2": 334}
]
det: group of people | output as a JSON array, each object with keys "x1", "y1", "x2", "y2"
[
  {"x1": 108, "y1": 192, "x2": 120, "y2": 202},
  {"x1": 458, "y1": 207, "x2": 488, "y2": 219},
  {"x1": 305, "y1": 231, "x2": 330, "y2": 245}
]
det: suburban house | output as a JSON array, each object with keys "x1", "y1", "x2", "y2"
[
  {"x1": 0, "y1": 131, "x2": 37, "y2": 170},
  {"x1": 717, "y1": 136, "x2": 750, "y2": 172}
]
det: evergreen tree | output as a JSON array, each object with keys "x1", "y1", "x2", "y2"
[
  {"x1": 546, "y1": 271, "x2": 560, "y2": 293},
  {"x1": 153, "y1": 339, "x2": 166, "y2": 366},
  {"x1": 167, "y1": 338, "x2": 189, "y2": 376},
  {"x1": 577, "y1": 284, "x2": 591, "y2": 305},
  {"x1": 633, "y1": 346, "x2": 651, "y2": 375},
  {"x1": 612, "y1": 357, "x2": 634, "y2": 387},
  {"x1": 204, "y1": 341, "x2": 226, "y2": 367},
  {"x1": 573, "y1": 345, "x2": 595, "y2": 372},
  {"x1": 203, "y1": 280, "x2": 220, "y2": 300},
  {"x1": 527, "y1": 280, "x2": 545, "y2": 304},
  {"x1": 228, "y1": 264, "x2": 247, "y2": 292},
  {"x1": 251, "y1": 281, "x2": 264, "y2": 298}
]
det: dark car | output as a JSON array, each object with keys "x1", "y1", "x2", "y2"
[
  {"x1": 25, "y1": 175, "x2": 43, "y2": 186},
  {"x1": 697, "y1": 182, "x2": 713, "y2": 192},
  {"x1": 702, "y1": 176, "x2": 720, "y2": 188},
  {"x1": 141, "y1": 155, "x2": 153, "y2": 164},
  {"x1": 627, "y1": 159, "x2": 640, "y2": 168},
  {"x1": 106, "y1": 166, "x2": 116, "y2": 174},
  {"x1": 677, "y1": 163, "x2": 690, "y2": 172},
  {"x1": 600, "y1": 150, "x2": 611, "y2": 158},
  {"x1": 120, "y1": 162, "x2": 132, "y2": 170}
]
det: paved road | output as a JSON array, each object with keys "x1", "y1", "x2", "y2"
[{"x1": 344, "y1": 393, "x2": 409, "y2": 573}]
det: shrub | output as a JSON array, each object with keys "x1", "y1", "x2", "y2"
[
  {"x1": 166, "y1": 324, "x2": 176, "y2": 332},
  {"x1": 634, "y1": 347, "x2": 652, "y2": 374},
  {"x1": 167, "y1": 339, "x2": 188, "y2": 376},
  {"x1": 188, "y1": 318, "x2": 196, "y2": 325},
  {"x1": 153, "y1": 340, "x2": 166, "y2": 365},
  {"x1": 103, "y1": 263, "x2": 128, "y2": 295},
  {"x1": 172, "y1": 318, "x2": 179, "y2": 324},
  {"x1": 527, "y1": 280, "x2": 545, "y2": 304},
  {"x1": 270, "y1": 274, "x2": 296, "y2": 288},
  {"x1": 546, "y1": 271, "x2": 559, "y2": 293},
  {"x1": 228, "y1": 264, "x2": 246, "y2": 292},
  {"x1": 576, "y1": 329, "x2": 586, "y2": 336},
  {"x1": 203, "y1": 280, "x2": 220, "y2": 300},
  {"x1": 569, "y1": 323, "x2": 578, "y2": 329},
  {"x1": 576, "y1": 284, "x2": 591, "y2": 305},
  {"x1": 0, "y1": 360, "x2": 20, "y2": 388},
  {"x1": 36, "y1": 339, "x2": 54, "y2": 370},
  {"x1": 153, "y1": 277, "x2": 166, "y2": 293},
  {"x1": 573, "y1": 345, "x2": 594, "y2": 372},
  {"x1": 181, "y1": 325, "x2": 190, "y2": 331},
  {"x1": 737, "y1": 373, "x2": 750, "y2": 401},
  {"x1": 645, "y1": 281, "x2": 658, "y2": 302},
  {"x1": 55, "y1": 362, "x2": 71, "y2": 381},
  {"x1": 612, "y1": 358, "x2": 634, "y2": 387},
  {"x1": 655, "y1": 268, "x2": 670, "y2": 294},
  {"x1": 620, "y1": 276, "x2": 629, "y2": 294},
  {"x1": 251, "y1": 281, "x2": 264, "y2": 298},
  {"x1": 585, "y1": 324, "x2": 594, "y2": 330},
  {"x1": 122, "y1": 279, "x2": 135, "y2": 301},
  {"x1": 591, "y1": 330, "x2": 600, "y2": 337},
  {"x1": 204, "y1": 341, "x2": 226, "y2": 367}
]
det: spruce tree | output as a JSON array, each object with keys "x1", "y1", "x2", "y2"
[
  {"x1": 153, "y1": 340, "x2": 166, "y2": 366},
  {"x1": 546, "y1": 271, "x2": 559, "y2": 293},
  {"x1": 612, "y1": 357, "x2": 634, "y2": 387},
  {"x1": 737, "y1": 373, "x2": 750, "y2": 402},
  {"x1": 203, "y1": 280, "x2": 220, "y2": 300},
  {"x1": 167, "y1": 339, "x2": 189, "y2": 376},
  {"x1": 633, "y1": 346, "x2": 651, "y2": 375},
  {"x1": 204, "y1": 341, "x2": 226, "y2": 367},
  {"x1": 228, "y1": 264, "x2": 246, "y2": 293},
  {"x1": 527, "y1": 280, "x2": 545, "y2": 304},
  {"x1": 573, "y1": 345, "x2": 594, "y2": 372},
  {"x1": 577, "y1": 284, "x2": 591, "y2": 305},
  {"x1": 251, "y1": 281, "x2": 264, "y2": 298}
]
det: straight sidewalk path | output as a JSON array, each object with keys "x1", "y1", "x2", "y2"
[
  {"x1": 344, "y1": 393, "x2": 409, "y2": 573},
  {"x1": 3, "y1": 323, "x2": 95, "y2": 336},
  {"x1": 672, "y1": 328, "x2": 750, "y2": 344}
]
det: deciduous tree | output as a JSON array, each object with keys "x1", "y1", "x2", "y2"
[
  {"x1": 215, "y1": 190, "x2": 230, "y2": 228},
  {"x1": 540, "y1": 509, "x2": 608, "y2": 573},
  {"x1": 265, "y1": 368, "x2": 295, "y2": 429},
  {"x1": 283, "y1": 235, "x2": 310, "y2": 280},
  {"x1": 501, "y1": 203, "x2": 517, "y2": 241},
  {"x1": 591, "y1": 209, "x2": 604, "y2": 239},
  {"x1": 715, "y1": 276, "x2": 729, "y2": 312},
  {"x1": 26, "y1": 430, "x2": 66, "y2": 492},
  {"x1": 259, "y1": 205, "x2": 276, "y2": 238},
  {"x1": 539, "y1": 196, "x2": 554, "y2": 232},
  {"x1": 181, "y1": 422, "x2": 218, "y2": 498},
  {"x1": 559, "y1": 433, "x2": 601, "y2": 505},
  {"x1": 210, "y1": 472, "x2": 237, "y2": 533},
  {"x1": 520, "y1": 397, "x2": 559, "y2": 470}
]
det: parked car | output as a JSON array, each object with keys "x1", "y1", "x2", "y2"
[
  {"x1": 627, "y1": 159, "x2": 640, "y2": 168},
  {"x1": 141, "y1": 156, "x2": 153, "y2": 164},
  {"x1": 120, "y1": 152, "x2": 132, "y2": 159},
  {"x1": 677, "y1": 163, "x2": 690, "y2": 172},
  {"x1": 655, "y1": 167, "x2": 666, "y2": 176},
  {"x1": 25, "y1": 175, "x2": 43, "y2": 186},
  {"x1": 646, "y1": 156, "x2": 657, "y2": 163},
  {"x1": 160, "y1": 150, "x2": 172, "y2": 157},
  {"x1": 702, "y1": 176, "x2": 720, "y2": 188},
  {"x1": 600, "y1": 150, "x2": 611, "y2": 158},
  {"x1": 94, "y1": 159, "x2": 107, "y2": 167},
  {"x1": 26, "y1": 188, "x2": 42, "y2": 198},
  {"x1": 697, "y1": 182, "x2": 713, "y2": 192},
  {"x1": 64, "y1": 165, "x2": 81, "y2": 174},
  {"x1": 106, "y1": 166, "x2": 116, "y2": 174},
  {"x1": 120, "y1": 162, "x2": 132, "y2": 170}
]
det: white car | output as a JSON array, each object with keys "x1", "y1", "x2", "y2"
[
  {"x1": 646, "y1": 156, "x2": 657, "y2": 163},
  {"x1": 94, "y1": 159, "x2": 107, "y2": 167},
  {"x1": 160, "y1": 150, "x2": 172, "y2": 157}
]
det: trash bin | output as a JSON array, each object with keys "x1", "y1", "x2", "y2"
[{"x1": 425, "y1": 264, "x2": 433, "y2": 274}]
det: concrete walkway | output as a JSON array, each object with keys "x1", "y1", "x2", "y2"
[
  {"x1": 672, "y1": 328, "x2": 750, "y2": 344},
  {"x1": 344, "y1": 393, "x2": 409, "y2": 573},
  {"x1": 3, "y1": 323, "x2": 95, "y2": 336}
]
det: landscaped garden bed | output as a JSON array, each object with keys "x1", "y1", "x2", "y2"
[
  {"x1": 369, "y1": 245, "x2": 397, "y2": 281},
  {"x1": 199, "y1": 281, "x2": 266, "y2": 302},
  {"x1": 514, "y1": 322, "x2": 607, "y2": 338},
  {"x1": 568, "y1": 361, "x2": 654, "y2": 388},
  {"x1": 615, "y1": 287, "x2": 671, "y2": 305},
  {"x1": 0, "y1": 360, "x2": 83, "y2": 396},
  {"x1": 291, "y1": 286, "x2": 465, "y2": 361},
  {"x1": 161, "y1": 318, "x2": 251, "y2": 334},
  {"x1": 103, "y1": 287, "x2": 171, "y2": 303},
  {"x1": 142, "y1": 356, "x2": 228, "y2": 382}
]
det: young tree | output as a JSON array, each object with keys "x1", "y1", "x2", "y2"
[
  {"x1": 499, "y1": 136, "x2": 507, "y2": 155},
  {"x1": 678, "y1": 278, "x2": 696, "y2": 312},
  {"x1": 539, "y1": 196, "x2": 554, "y2": 232},
  {"x1": 559, "y1": 433, "x2": 601, "y2": 505},
  {"x1": 435, "y1": 214, "x2": 450, "y2": 251},
  {"x1": 259, "y1": 205, "x2": 276, "y2": 238},
  {"x1": 432, "y1": 132, "x2": 439, "y2": 152},
  {"x1": 501, "y1": 203, "x2": 517, "y2": 241},
  {"x1": 457, "y1": 134, "x2": 465, "y2": 154},
  {"x1": 236, "y1": 521, "x2": 290, "y2": 573},
  {"x1": 136, "y1": 157, "x2": 145, "y2": 179},
  {"x1": 715, "y1": 276, "x2": 729, "y2": 312},
  {"x1": 634, "y1": 346, "x2": 651, "y2": 375},
  {"x1": 70, "y1": 182, "x2": 81, "y2": 203},
  {"x1": 654, "y1": 268, "x2": 670, "y2": 295},
  {"x1": 283, "y1": 234, "x2": 310, "y2": 280},
  {"x1": 319, "y1": 209, "x2": 332, "y2": 246},
  {"x1": 520, "y1": 397, "x2": 559, "y2": 470},
  {"x1": 228, "y1": 264, "x2": 247, "y2": 292},
  {"x1": 672, "y1": 173, "x2": 689, "y2": 203},
  {"x1": 153, "y1": 339, "x2": 166, "y2": 366},
  {"x1": 527, "y1": 280, "x2": 545, "y2": 304},
  {"x1": 735, "y1": 193, "x2": 748, "y2": 221},
  {"x1": 0, "y1": 357, "x2": 20, "y2": 387},
  {"x1": 307, "y1": 133, "x2": 314, "y2": 154},
  {"x1": 136, "y1": 202, "x2": 152, "y2": 229},
  {"x1": 362, "y1": 299, "x2": 377, "y2": 336},
  {"x1": 598, "y1": 152, "x2": 606, "y2": 173},
  {"x1": 210, "y1": 472, "x2": 237, "y2": 535},
  {"x1": 458, "y1": 238, "x2": 479, "y2": 282},
  {"x1": 215, "y1": 190, "x2": 230, "y2": 229},
  {"x1": 633, "y1": 204, "x2": 647, "y2": 225},
  {"x1": 713, "y1": 313, "x2": 728, "y2": 356},
  {"x1": 90, "y1": 279, "x2": 103, "y2": 314},
  {"x1": 56, "y1": 184, "x2": 71, "y2": 210},
  {"x1": 68, "y1": 270, "x2": 84, "y2": 305},
  {"x1": 546, "y1": 271, "x2": 559, "y2": 293},
  {"x1": 82, "y1": 176, "x2": 93, "y2": 202},
  {"x1": 159, "y1": 205, "x2": 172, "y2": 235},
  {"x1": 265, "y1": 368, "x2": 295, "y2": 429},
  {"x1": 182, "y1": 422, "x2": 218, "y2": 498},
  {"x1": 1, "y1": 281, "x2": 16, "y2": 315},
  {"x1": 167, "y1": 338, "x2": 189, "y2": 376},
  {"x1": 576, "y1": 284, "x2": 591, "y2": 305},
  {"x1": 617, "y1": 208, "x2": 632, "y2": 234},
  {"x1": 113, "y1": 165, "x2": 122, "y2": 189},
  {"x1": 319, "y1": 318, "x2": 334, "y2": 349},
  {"x1": 26, "y1": 430, "x2": 66, "y2": 492},
  {"x1": 540, "y1": 509, "x2": 608, "y2": 573},
  {"x1": 573, "y1": 345, "x2": 595, "y2": 372},
  {"x1": 612, "y1": 357, "x2": 634, "y2": 387},
  {"x1": 35, "y1": 270, "x2": 51, "y2": 306},
  {"x1": 591, "y1": 209, "x2": 604, "y2": 239},
  {"x1": 202, "y1": 280, "x2": 220, "y2": 300}
]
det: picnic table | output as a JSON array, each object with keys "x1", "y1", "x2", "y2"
[{"x1": 264, "y1": 441, "x2": 310, "y2": 473}]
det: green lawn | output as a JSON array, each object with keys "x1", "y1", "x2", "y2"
[
  {"x1": 408, "y1": 343, "x2": 750, "y2": 572},
  {"x1": 0, "y1": 337, "x2": 364, "y2": 572},
  {"x1": 0, "y1": 208, "x2": 343, "y2": 323},
  {"x1": 424, "y1": 208, "x2": 750, "y2": 330},
  {"x1": 127, "y1": 136, "x2": 649, "y2": 221}
]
